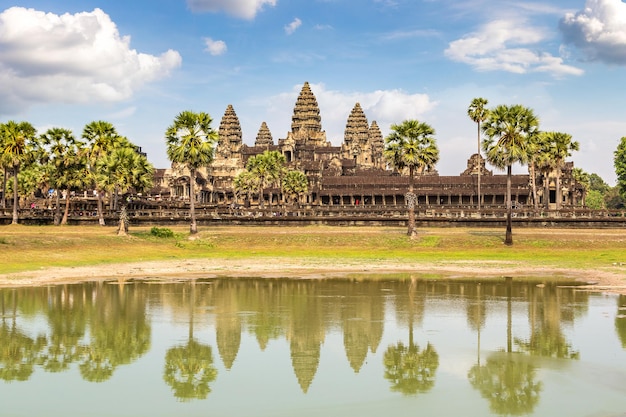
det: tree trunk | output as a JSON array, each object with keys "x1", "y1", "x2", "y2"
[
  {"x1": 543, "y1": 171, "x2": 550, "y2": 210},
  {"x1": 529, "y1": 161, "x2": 538, "y2": 210},
  {"x1": 54, "y1": 191, "x2": 61, "y2": 226},
  {"x1": 407, "y1": 167, "x2": 416, "y2": 237},
  {"x1": 1, "y1": 168, "x2": 6, "y2": 209},
  {"x1": 62, "y1": 190, "x2": 71, "y2": 225},
  {"x1": 117, "y1": 204, "x2": 129, "y2": 236},
  {"x1": 189, "y1": 168, "x2": 197, "y2": 234},
  {"x1": 11, "y1": 167, "x2": 19, "y2": 225},
  {"x1": 505, "y1": 164, "x2": 513, "y2": 245},
  {"x1": 477, "y1": 122, "x2": 481, "y2": 210},
  {"x1": 97, "y1": 190, "x2": 105, "y2": 226},
  {"x1": 556, "y1": 166, "x2": 562, "y2": 210}
]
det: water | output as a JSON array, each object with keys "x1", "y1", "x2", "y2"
[{"x1": 1, "y1": 277, "x2": 625, "y2": 417}]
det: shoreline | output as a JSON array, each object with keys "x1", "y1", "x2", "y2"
[{"x1": 2, "y1": 257, "x2": 626, "y2": 294}]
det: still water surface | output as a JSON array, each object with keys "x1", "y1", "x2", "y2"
[{"x1": 1, "y1": 277, "x2": 625, "y2": 417}]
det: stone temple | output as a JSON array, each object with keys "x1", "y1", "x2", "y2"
[{"x1": 160, "y1": 81, "x2": 585, "y2": 210}]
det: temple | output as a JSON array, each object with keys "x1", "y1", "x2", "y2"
[{"x1": 159, "y1": 82, "x2": 585, "y2": 210}]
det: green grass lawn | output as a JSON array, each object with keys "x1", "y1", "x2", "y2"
[{"x1": 1, "y1": 224, "x2": 625, "y2": 274}]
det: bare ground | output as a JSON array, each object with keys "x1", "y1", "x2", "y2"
[{"x1": 2, "y1": 257, "x2": 625, "y2": 294}]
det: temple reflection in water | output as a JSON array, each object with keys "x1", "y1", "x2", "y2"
[{"x1": 1, "y1": 277, "x2": 625, "y2": 417}]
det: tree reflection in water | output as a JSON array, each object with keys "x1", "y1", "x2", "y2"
[{"x1": 163, "y1": 280, "x2": 217, "y2": 401}]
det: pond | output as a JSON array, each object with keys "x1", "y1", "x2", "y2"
[{"x1": 1, "y1": 276, "x2": 625, "y2": 417}]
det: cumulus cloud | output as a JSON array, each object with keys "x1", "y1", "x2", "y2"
[
  {"x1": 204, "y1": 37, "x2": 227, "y2": 55},
  {"x1": 445, "y1": 18, "x2": 583, "y2": 77},
  {"x1": 0, "y1": 7, "x2": 181, "y2": 113},
  {"x1": 560, "y1": 0, "x2": 626, "y2": 64},
  {"x1": 285, "y1": 18, "x2": 302, "y2": 35},
  {"x1": 187, "y1": 0, "x2": 276, "y2": 20},
  {"x1": 259, "y1": 83, "x2": 437, "y2": 145}
]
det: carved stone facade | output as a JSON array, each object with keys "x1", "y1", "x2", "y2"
[{"x1": 164, "y1": 81, "x2": 585, "y2": 209}]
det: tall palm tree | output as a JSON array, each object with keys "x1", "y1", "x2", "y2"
[
  {"x1": 82, "y1": 121, "x2": 124, "y2": 226},
  {"x1": 383, "y1": 119, "x2": 439, "y2": 237},
  {"x1": 0, "y1": 121, "x2": 38, "y2": 224},
  {"x1": 467, "y1": 98, "x2": 489, "y2": 210},
  {"x1": 165, "y1": 110, "x2": 218, "y2": 234},
  {"x1": 540, "y1": 131, "x2": 579, "y2": 209},
  {"x1": 482, "y1": 105, "x2": 539, "y2": 245},
  {"x1": 97, "y1": 146, "x2": 154, "y2": 236},
  {"x1": 40, "y1": 128, "x2": 85, "y2": 225},
  {"x1": 246, "y1": 150, "x2": 287, "y2": 209}
]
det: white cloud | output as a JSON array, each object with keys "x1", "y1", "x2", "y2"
[
  {"x1": 285, "y1": 18, "x2": 302, "y2": 35},
  {"x1": 187, "y1": 0, "x2": 276, "y2": 20},
  {"x1": 560, "y1": 0, "x2": 626, "y2": 64},
  {"x1": 445, "y1": 18, "x2": 583, "y2": 77},
  {"x1": 0, "y1": 7, "x2": 181, "y2": 113},
  {"x1": 204, "y1": 37, "x2": 227, "y2": 55}
]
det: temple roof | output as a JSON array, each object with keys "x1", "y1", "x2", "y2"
[
  {"x1": 217, "y1": 104, "x2": 242, "y2": 154},
  {"x1": 344, "y1": 103, "x2": 369, "y2": 145},
  {"x1": 291, "y1": 81, "x2": 322, "y2": 134},
  {"x1": 255, "y1": 121, "x2": 274, "y2": 147}
]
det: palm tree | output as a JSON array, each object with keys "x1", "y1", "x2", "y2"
[
  {"x1": 40, "y1": 128, "x2": 85, "y2": 225},
  {"x1": 0, "y1": 121, "x2": 38, "y2": 224},
  {"x1": 540, "y1": 131, "x2": 579, "y2": 209},
  {"x1": 282, "y1": 170, "x2": 308, "y2": 209},
  {"x1": 97, "y1": 146, "x2": 154, "y2": 236},
  {"x1": 246, "y1": 150, "x2": 286, "y2": 210},
  {"x1": 233, "y1": 170, "x2": 258, "y2": 208},
  {"x1": 383, "y1": 119, "x2": 439, "y2": 237},
  {"x1": 572, "y1": 168, "x2": 590, "y2": 207},
  {"x1": 467, "y1": 98, "x2": 489, "y2": 210},
  {"x1": 165, "y1": 111, "x2": 218, "y2": 234},
  {"x1": 82, "y1": 121, "x2": 124, "y2": 226},
  {"x1": 482, "y1": 105, "x2": 539, "y2": 245}
]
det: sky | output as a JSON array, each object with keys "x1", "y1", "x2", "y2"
[{"x1": 1, "y1": 0, "x2": 625, "y2": 184}]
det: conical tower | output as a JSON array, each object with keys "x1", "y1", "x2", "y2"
[
  {"x1": 342, "y1": 102, "x2": 374, "y2": 168},
  {"x1": 369, "y1": 121, "x2": 385, "y2": 169},
  {"x1": 217, "y1": 104, "x2": 242, "y2": 158},
  {"x1": 344, "y1": 103, "x2": 369, "y2": 145},
  {"x1": 291, "y1": 81, "x2": 322, "y2": 134},
  {"x1": 255, "y1": 122, "x2": 274, "y2": 147},
  {"x1": 286, "y1": 82, "x2": 328, "y2": 147}
]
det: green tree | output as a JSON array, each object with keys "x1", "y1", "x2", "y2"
[
  {"x1": 233, "y1": 170, "x2": 257, "y2": 207},
  {"x1": 468, "y1": 98, "x2": 489, "y2": 209},
  {"x1": 246, "y1": 150, "x2": 287, "y2": 209},
  {"x1": 572, "y1": 168, "x2": 590, "y2": 207},
  {"x1": 40, "y1": 128, "x2": 88, "y2": 225},
  {"x1": 540, "y1": 131, "x2": 579, "y2": 209},
  {"x1": 0, "y1": 121, "x2": 38, "y2": 224},
  {"x1": 282, "y1": 170, "x2": 308, "y2": 208},
  {"x1": 384, "y1": 120, "x2": 439, "y2": 237},
  {"x1": 589, "y1": 173, "x2": 609, "y2": 193},
  {"x1": 82, "y1": 121, "x2": 125, "y2": 226},
  {"x1": 165, "y1": 111, "x2": 218, "y2": 234},
  {"x1": 586, "y1": 190, "x2": 605, "y2": 209},
  {"x1": 96, "y1": 146, "x2": 154, "y2": 236},
  {"x1": 615, "y1": 136, "x2": 626, "y2": 200},
  {"x1": 482, "y1": 105, "x2": 539, "y2": 245}
]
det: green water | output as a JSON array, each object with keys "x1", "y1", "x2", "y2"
[{"x1": 1, "y1": 277, "x2": 625, "y2": 416}]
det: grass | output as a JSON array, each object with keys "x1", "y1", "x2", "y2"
[{"x1": 0, "y1": 224, "x2": 625, "y2": 275}]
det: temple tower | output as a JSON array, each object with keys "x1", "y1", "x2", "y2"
[
  {"x1": 216, "y1": 104, "x2": 243, "y2": 158},
  {"x1": 255, "y1": 122, "x2": 274, "y2": 148},
  {"x1": 287, "y1": 82, "x2": 328, "y2": 147},
  {"x1": 369, "y1": 121, "x2": 385, "y2": 169},
  {"x1": 342, "y1": 103, "x2": 374, "y2": 168}
]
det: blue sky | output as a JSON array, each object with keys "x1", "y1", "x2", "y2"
[{"x1": 1, "y1": 0, "x2": 625, "y2": 184}]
